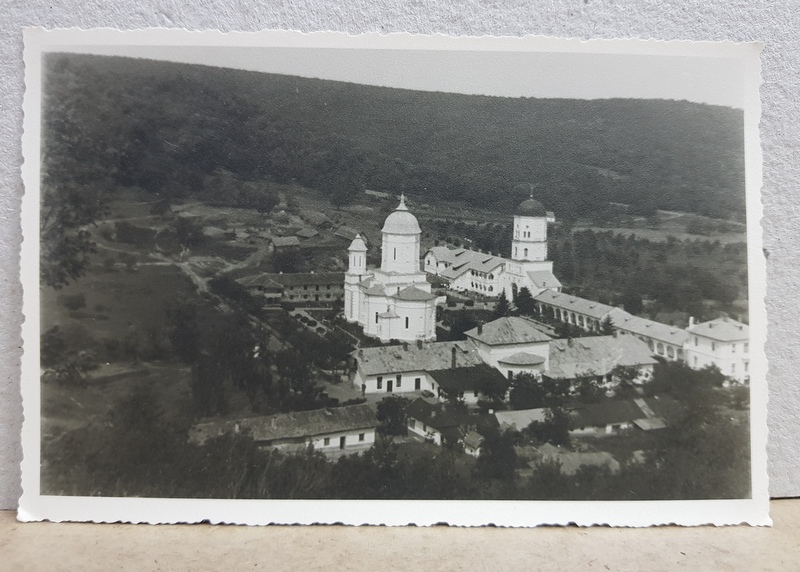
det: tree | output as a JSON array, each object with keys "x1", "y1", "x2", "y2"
[
  {"x1": 600, "y1": 315, "x2": 615, "y2": 335},
  {"x1": 525, "y1": 407, "x2": 571, "y2": 447},
  {"x1": 618, "y1": 289, "x2": 644, "y2": 315},
  {"x1": 376, "y1": 396, "x2": 411, "y2": 436},
  {"x1": 508, "y1": 373, "x2": 546, "y2": 410},
  {"x1": 475, "y1": 427, "x2": 518, "y2": 481},
  {"x1": 447, "y1": 309, "x2": 477, "y2": 341},
  {"x1": 514, "y1": 287, "x2": 536, "y2": 316},
  {"x1": 492, "y1": 291, "x2": 511, "y2": 319}
]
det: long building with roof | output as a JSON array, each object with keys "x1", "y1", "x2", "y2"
[
  {"x1": 424, "y1": 197, "x2": 562, "y2": 300},
  {"x1": 344, "y1": 195, "x2": 442, "y2": 342}
]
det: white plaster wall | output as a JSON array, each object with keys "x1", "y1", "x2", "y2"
[{"x1": 1, "y1": 0, "x2": 799, "y2": 508}]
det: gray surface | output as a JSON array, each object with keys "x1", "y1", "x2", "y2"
[{"x1": 1, "y1": 1, "x2": 798, "y2": 510}]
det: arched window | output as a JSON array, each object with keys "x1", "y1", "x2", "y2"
[
  {"x1": 488, "y1": 286, "x2": 493, "y2": 292},
  {"x1": 656, "y1": 342, "x2": 664, "y2": 355},
  {"x1": 667, "y1": 346, "x2": 675, "y2": 358},
  {"x1": 524, "y1": 248, "x2": 528, "y2": 257}
]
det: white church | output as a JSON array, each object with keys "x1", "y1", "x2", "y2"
[
  {"x1": 424, "y1": 197, "x2": 562, "y2": 301},
  {"x1": 344, "y1": 195, "x2": 440, "y2": 343}
]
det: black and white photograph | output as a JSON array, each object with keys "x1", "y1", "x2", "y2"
[{"x1": 19, "y1": 30, "x2": 768, "y2": 526}]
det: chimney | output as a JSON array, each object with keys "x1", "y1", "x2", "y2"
[
  {"x1": 478, "y1": 324, "x2": 483, "y2": 335},
  {"x1": 612, "y1": 330, "x2": 618, "y2": 338},
  {"x1": 234, "y1": 423, "x2": 240, "y2": 434},
  {"x1": 403, "y1": 342, "x2": 409, "y2": 351},
  {"x1": 271, "y1": 418, "x2": 277, "y2": 429},
  {"x1": 689, "y1": 316, "x2": 695, "y2": 328},
  {"x1": 358, "y1": 349, "x2": 363, "y2": 358},
  {"x1": 416, "y1": 339, "x2": 423, "y2": 349},
  {"x1": 451, "y1": 346, "x2": 457, "y2": 369}
]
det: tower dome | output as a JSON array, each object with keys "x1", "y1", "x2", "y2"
[
  {"x1": 516, "y1": 197, "x2": 547, "y2": 217},
  {"x1": 381, "y1": 195, "x2": 421, "y2": 235},
  {"x1": 348, "y1": 234, "x2": 367, "y2": 252}
]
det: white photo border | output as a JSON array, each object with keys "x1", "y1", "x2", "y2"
[{"x1": 19, "y1": 28, "x2": 769, "y2": 526}]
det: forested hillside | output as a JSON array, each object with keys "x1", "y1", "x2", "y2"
[{"x1": 43, "y1": 53, "x2": 746, "y2": 221}]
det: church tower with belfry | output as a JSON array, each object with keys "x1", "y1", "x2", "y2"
[{"x1": 511, "y1": 195, "x2": 549, "y2": 266}]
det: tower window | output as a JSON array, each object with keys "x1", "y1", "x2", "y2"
[
  {"x1": 524, "y1": 248, "x2": 528, "y2": 257},
  {"x1": 405, "y1": 317, "x2": 409, "y2": 329},
  {"x1": 393, "y1": 248, "x2": 397, "y2": 260},
  {"x1": 375, "y1": 312, "x2": 379, "y2": 324}
]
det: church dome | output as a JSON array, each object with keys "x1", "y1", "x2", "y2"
[
  {"x1": 381, "y1": 195, "x2": 421, "y2": 235},
  {"x1": 348, "y1": 234, "x2": 367, "y2": 252},
  {"x1": 516, "y1": 197, "x2": 547, "y2": 217}
]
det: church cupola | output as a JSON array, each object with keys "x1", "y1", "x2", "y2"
[
  {"x1": 347, "y1": 234, "x2": 368, "y2": 276},
  {"x1": 380, "y1": 195, "x2": 422, "y2": 274},
  {"x1": 511, "y1": 195, "x2": 549, "y2": 263}
]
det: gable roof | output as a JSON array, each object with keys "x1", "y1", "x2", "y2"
[
  {"x1": 405, "y1": 398, "x2": 474, "y2": 431},
  {"x1": 687, "y1": 317, "x2": 749, "y2": 342},
  {"x1": 547, "y1": 335, "x2": 657, "y2": 379},
  {"x1": 190, "y1": 404, "x2": 378, "y2": 445},
  {"x1": 465, "y1": 316, "x2": 552, "y2": 346},
  {"x1": 527, "y1": 270, "x2": 562, "y2": 290},
  {"x1": 428, "y1": 246, "x2": 506, "y2": 280},
  {"x1": 533, "y1": 290, "x2": 616, "y2": 320},
  {"x1": 495, "y1": 408, "x2": 548, "y2": 431},
  {"x1": 295, "y1": 227, "x2": 319, "y2": 239},
  {"x1": 534, "y1": 447, "x2": 620, "y2": 476},
  {"x1": 428, "y1": 364, "x2": 508, "y2": 394},
  {"x1": 608, "y1": 308, "x2": 689, "y2": 347},
  {"x1": 569, "y1": 395, "x2": 683, "y2": 430},
  {"x1": 352, "y1": 341, "x2": 483, "y2": 377}
]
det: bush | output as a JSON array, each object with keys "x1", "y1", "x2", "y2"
[
  {"x1": 464, "y1": 300, "x2": 475, "y2": 307},
  {"x1": 59, "y1": 293, "x2": 86, "y2": 311}
]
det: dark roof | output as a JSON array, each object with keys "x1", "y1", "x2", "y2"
[
  {"x1": 428, "y1": 364, "x2": 508, "y2": 394},
  {"x1": 570, "y1": 400, "x2": 645, "y2": 429},
  {"x1": 465, "y1": 317, "x2": 552, "y2": 346},
  {"x1": 405, "y1": 398, "x2": 472, "y2": 431},
  {"x1": 516, "y1": 198, "x2": 547, "y2": 217},
  {"x1": 190, "y1": 404, "x2": 378, "y2": 445},
  {"x1": 334, "y1": 226, "x2": 361, "y2": 240},
  {"x1": 270, "y1": 272, "x2": 344, "y2": 287}
]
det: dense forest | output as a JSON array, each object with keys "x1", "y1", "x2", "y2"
[{"x1": 43, "y1": 52, "x2": 746, "y2": 222}]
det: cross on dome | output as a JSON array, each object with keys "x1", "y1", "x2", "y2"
[{"x1": 397, "y1": 193, "x2": 408, "y2": 211}]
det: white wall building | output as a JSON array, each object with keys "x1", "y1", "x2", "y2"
[
  {"x1": 344, "y1": 195, "x2": 440, "y2": 342},
  {"x1": 424, "y1": 197, "x2": 561, "y2": 301},
  {"x1": 684, "y1": 317, "x2": 750, "y2": 382}
]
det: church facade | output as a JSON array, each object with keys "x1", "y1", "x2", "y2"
[
  {"x1": 344, "y1": 195, "x2": 439, "y2": 342},
  {"x1": 424, "y1": 197, "x2": 562, "y2": 301}
]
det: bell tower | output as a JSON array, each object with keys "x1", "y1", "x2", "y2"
[{"x1": 511, "y1": 196, "x2": 548, "y2": 264}]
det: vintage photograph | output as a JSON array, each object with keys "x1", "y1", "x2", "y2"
[{"x1": 20, "y1": 30, "x2": 768, "y2": 526}]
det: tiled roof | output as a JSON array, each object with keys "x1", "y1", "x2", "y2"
[
  {"x1": 427, "y1": 364, "x2": 509, "y2": 394},
  {"x1": 533, "y1": 290, "x2": 616, "y2": 320},
  {"x1": 428, "y1": 246, "x2": 505, "y2": 280},
  {"x1": 608, "y1": 308, "x2": 689, "y2": 346},
  {"x1": 352, "y1": 341, "x2": 483, "y2": 377},
  {"x1": 465, "y1": 317, "x2": 552, "y2": 346},
  {"x1": 363, "y1": 284, "x2": 387, "y2": 296},
  {"x1": 526, "y1": 270, "x2": 562, "y2": 290},
  {"x1": 497, "y1": 351, "x2": 546, "y2": 366},
  {"x1": 394, "y1": 286, "x2": 438, "y2": 302},
  {"x1": 569, "y1": 395, "x2": 682, "y2": 431},
  {"x1": 495, "y1": 408, "x2": 547, "y2": 431},
  {"x1": 687, "y1": 317, "x2": 749, "y2": 342},
  {"x1": 190, "y1": 404, "x2": 378, "y2": 445},
  {"x1": 462, "y1": 430, "x2": 484, "y2": 449},
  {"x1": 547, "y1": 335, "x2": 657, "y2": 379}
]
